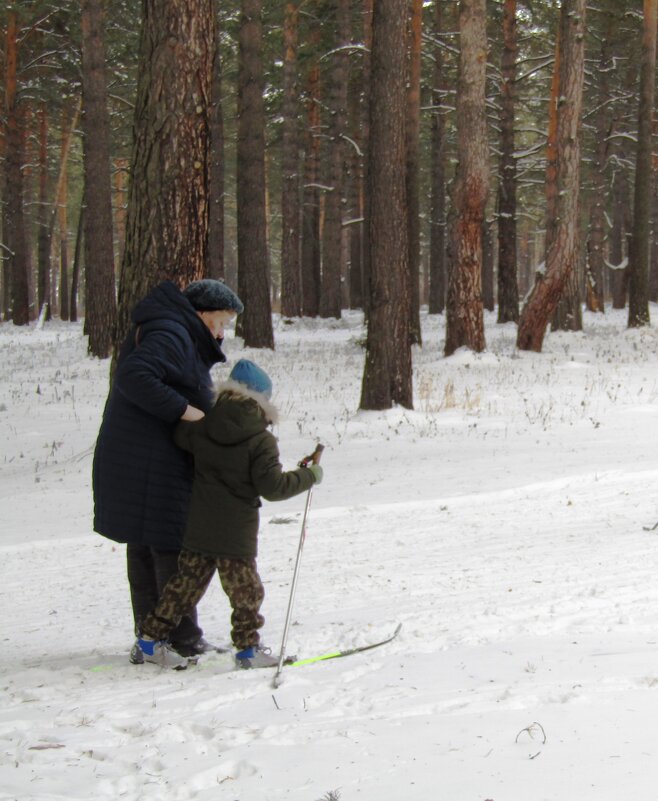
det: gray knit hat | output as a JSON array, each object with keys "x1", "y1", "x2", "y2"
[{"x1": 183, "y1": 279, "x2": 244, "y2": 314}]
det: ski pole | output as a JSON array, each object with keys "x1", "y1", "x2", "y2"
[{"x1": 273, "y1": 442, "x2": 324, "y2": 688}]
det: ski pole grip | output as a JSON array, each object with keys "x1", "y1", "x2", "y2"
[{"x1": 300, "y1": 443, "x2": 324, "y2": 467}]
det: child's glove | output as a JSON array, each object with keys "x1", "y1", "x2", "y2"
[{"x1": 308, "y1": 464, "x2": 323, "y2": 484}]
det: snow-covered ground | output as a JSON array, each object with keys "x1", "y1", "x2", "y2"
[{"x1": 2, "y1": 307, "x2": 658, "y2": 801}]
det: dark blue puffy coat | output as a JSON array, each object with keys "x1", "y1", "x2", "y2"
[{"x1": 92, "y1": 281, "x2": 226, "y2": 549}]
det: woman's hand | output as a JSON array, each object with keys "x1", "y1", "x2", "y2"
[{"x1": 181, "y1": 405, "x2": 205, "y2": 421}]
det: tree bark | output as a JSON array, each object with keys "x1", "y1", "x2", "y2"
[
  {"x1": 280, "y1": 1, "x2": 302, "y2": 317},
  {"x1": 628, "y1": 0, "x2": 657, "y2": 327},
  {"x1": 429, "y1": 0, "x2": 447, "y2": 315},
  {"x1": 444, "y1": 0, "x2": 488, "y2": 356},
  {"x1": 517, "y1": 0, "x2": 586, "y2": 352},
  {"x1": 360, "y1": 0, "x2": 412, "y2": 410},
  {"x1": 115, "y1": 0, "x2": 215, "y2": 352},
  {"x1": 81, "y1": 0, "x2": 117, "y2": 357},
  {"x1": 236, "y1": 0, "x2": 274, "y2": 348},
  {"x1": 406, "y1": 0, "x2": 423, "y2": 343},
  {"x1": 301, "y1": 40, "x2": 322, "y2": 317},
  {"x1": 497, "y1": 0, "x2": 519, "y2": 323},
  {"x1": 609, "y1": 167, "x2": 630, "y2": 308},
  {"x1": 585, "y1": 14, "x2": 615, "y2": 314},
  {"x1": 4, "y1": 11, "x2": 30, "y2": 326},
  {"x1": 70, "y1": 204, "x2": 84, "y2": 323},
  {"x1": 208, "y1": 12, "x2": 225, "y2": 281},
  {"x1": 37, "y1": 104, "x2": 52, "y2": 321},
  {"x1": 319, "y1": 0, "x2": 350, "y2": 319}
]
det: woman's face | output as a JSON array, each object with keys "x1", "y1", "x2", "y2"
[{"x1": 197, "y1": 309, "x2": 236, "y2": 340}]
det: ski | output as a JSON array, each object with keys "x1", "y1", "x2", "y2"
[
  {"x1": 271, "y1": 623, "x2": 402, "y2": 687},
  {"x1": 288, "y1": 623, "x2": 402, "y2": 667}
]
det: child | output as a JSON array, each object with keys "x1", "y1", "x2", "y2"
[{"x1": 136, "y1": 359, "x2": 323, "y2": 669}]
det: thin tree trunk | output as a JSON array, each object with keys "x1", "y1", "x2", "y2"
[
  {"x1": 81, "y1": 0, "x2": 117, "y2": 356},
  {"x1": 497, "y1": 0, "x2": 518, "y2": 323},
  {"x1": 70, "y1": 204, "x2": 84, "y2": 322},
  {"x1": 586, "y1": 15, "x2": 615, "y2": 314},
  {"x1": 444, "y1": 0, "x2": 488, "y2": 356},
  {"x1": 301, "y1": 42, "x2": 321, "y2": 317},
  {"x1": 347, "y1": 70, "x2": 364, "y2": 309},
  {"x1": 4, "y1": 11, "x2": 30, "y2": 326},
  {"x1": 609, "y1": 167, "x2": 630, "y2": 308},
  {"x1": 429, "y1": 0, "x2": 447, "y2": 315},
  {"x1": 407, "y1": 0, "x2": 422, "y2": 343},
  {"x1": 360, "y1": 0, "x2": 374, "y2": 319},
  {"x1": 37, "y1": 104, "x2": 52, "y2": 321},
  {"x1": 517, "y1": 0, "x2": 586, "y2": 352},
  {"x1": 280, "y1": 1, "x2": 302, "y2": 317},
  {"x1": 236, "y1": 0, "x2": 274, "y2": 348},
  {"x1": 360, "y1": 0, "x2": 412, "y2": 410},
  {"x1": 628, "y1": 0, "x2": 657, "y2": 327},
  {"x1": 58, "y1": 104, "x2": 70, "y2": 322},
  {"x1": 320, "y1": 0, "x2": 350, "y2": 319}
]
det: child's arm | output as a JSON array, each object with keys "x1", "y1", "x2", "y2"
[
  {"x1": 173, "y1": 420, "x2": 199, "y2": 453},
  {"x1": 250, "y1": 434, "x2": 317, "y2": 502}
]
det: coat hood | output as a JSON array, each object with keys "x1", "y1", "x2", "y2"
[
  {"x1": 131, "y1": 281, "x2": 226, "y2": 366},
  {"x1": 204, "y1": 379, "x2": 279, "y2": 446}
]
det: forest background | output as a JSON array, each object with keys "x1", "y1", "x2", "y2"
[{"x1": 0, "y1": 0, "x2": 656, "y2": 407}]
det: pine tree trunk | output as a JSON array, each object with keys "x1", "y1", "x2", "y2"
[
  {"x1": 406, "y1": 0, "x2": 423, "y2": 344},
  {"x1": 236, "y1": 0, "x2": 274, "y2": 348},
  {"x1": 359, "y1": 0, "x2": 374, "y2": 318},
  {"x1": 609, "y1": 167, "x2": 629, "y2": 308},
  {"x1": 517, "y1": 0, "x2": 586, "y2": 352},
  {"x1": 70, "y1": 204, "x2": 84, "y2": 323},
  {"x1": 58, "y1": 104, "x2": 70, "y2": 322},
  {"x1": 208, "y1": 11, "x2": 225, "y2": 281},
  {"x1": 301, "y1": 44, "x2": 321, "y2": 317},
  {"x1": 360, "y1": 0, "x2": 412, "y2": 411},
  {"x1": 280, "y1": 1, "x2": 302, "y2": 317},
  {"x1": 81, "y1": 0, "x2": 117, "y2": 356},
  {"x1": 585, "y1": 18, "x2": 614, "y2": 314},
  {"x1": 319, "y1": 0, "x2": 350, "y2": 319},
  {"x1": 628, "y1": 0, "x2": 657, "y2": 327},
  {"x1": 444, "y1": 0, "x2": 488, "y2": 356},
  {"x1": 115, "y1": 0, "x2": 215, "y2": 351},
  {"x1": 429, "y1": 0, "x2": 447, "y2": 315},
  {"x1": 4, "y1": 11, "x2": 30, "y2": 326},
  {"x1": 497, "y1": 0, "x2": 519, "y2": 323},
  {"x1": 347, "y1": 73, "x2": 364, "y2": 309},
  {"x1": 37, "y1": 104, "x2": 52, "y2": 321}
]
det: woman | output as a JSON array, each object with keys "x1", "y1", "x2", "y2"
[{"x1": 92, "y1": 278, "x2": 243, "y2": 663}]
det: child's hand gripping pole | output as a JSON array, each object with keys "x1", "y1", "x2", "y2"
[{"x1": 273, "y1": 443, "x2": 324, "y2": 688}]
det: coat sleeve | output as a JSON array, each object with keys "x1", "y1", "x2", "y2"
[
  {"x1": 114, "y1": 329, "x2": 191, "y2": 422},
  {"x1": 250, "y1": 433, "x2": 316, "y2": 502},
  {"x1": 173, "y1": 420, "x2": 198, "y2": 454}
]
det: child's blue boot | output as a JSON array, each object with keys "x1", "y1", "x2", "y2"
[{"x1": 235, "y1": 644, "x2": 278, "y2": 669}]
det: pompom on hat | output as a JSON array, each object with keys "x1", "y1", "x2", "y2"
[
  {"x1": 229, "y1": 359, "x2": 273, "y2": 399},
  {"x1": 183, "y1": 279, "x2": 244, "y2": 314}
]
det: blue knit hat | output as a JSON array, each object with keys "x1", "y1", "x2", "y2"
[
  {"x1": 229, "y1": 359, "x2": 273, "y2": 399},
  {"x1": 183, "y1": 279, "x2": 244, "y2": 314}
]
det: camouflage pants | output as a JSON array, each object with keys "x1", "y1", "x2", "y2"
[{"x1": 141, "y1": 549, "x2": 265, "y2": 651}]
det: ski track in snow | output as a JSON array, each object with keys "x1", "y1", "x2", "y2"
[{"x1": 2, "y1": 309, "x2": 658, "y2": 800}]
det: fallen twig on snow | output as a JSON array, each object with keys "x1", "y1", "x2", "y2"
[{"x1": 515, "y1": 721, "x2": 547, "y2": 745}]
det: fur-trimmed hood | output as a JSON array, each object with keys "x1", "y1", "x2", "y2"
[{"x1": 203, "y1": 378, "x2": 279, "y2": 446}]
